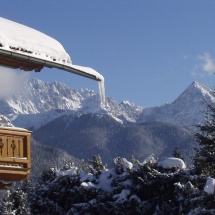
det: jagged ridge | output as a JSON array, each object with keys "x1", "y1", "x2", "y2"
[{"x1": 0, "y1": 78, "x2": 143, "y2": 129}]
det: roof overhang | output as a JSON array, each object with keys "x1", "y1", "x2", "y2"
[
  {"x1": 0, "y1": 48, "x2": 102, "y2": 81},
  {"x1": 0, "y1": 17, "x2": 104, "y2": 82}
]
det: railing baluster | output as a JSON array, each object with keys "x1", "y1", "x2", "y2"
[
  {"x1": 0, "y1": 138, "x2": 3, "y2": 156},
  {"x1": 11, "y1": 140, "x2": 16, "y2": 157}
]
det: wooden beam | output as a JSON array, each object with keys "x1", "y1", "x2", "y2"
[{"x1": 0, "y1": 54, "x2": 44, "y2": 72}]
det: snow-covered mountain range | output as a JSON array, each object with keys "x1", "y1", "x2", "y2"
[
  {"x1": 0, "y1": 78, "x2": 143, "y2": 129},
  {"x1": 0, "y1": 79, "x2": 214, "y2": 131},
  {"x1": 0, "y1": 78, "x2": 213, "y2": 170}
]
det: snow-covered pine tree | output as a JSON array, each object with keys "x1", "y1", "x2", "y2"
[
  {"x1": 172, "y1": 147, "x2": 184, "y2": 161},
  {"x1": 0, "y1": 190, "x2": 14, "y2": 215},
  {"x1": 0, "y1": 188, "x2": 31, "y2": 215},
  {"x1": 1, "y1": 156, "x2": 214, "y2": 214},
  {"x1": 88, "y1": 155, "x2": 105, "y2": 175},
  {"x1": 193, "y1": 102, "x2": 215, "y2": 177},
  {"x1": 11, "y1": 189, "x2": 31, "y2": 215}
]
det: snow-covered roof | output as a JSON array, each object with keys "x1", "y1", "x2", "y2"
[
  {"x1": 0, "y1": 17, "x2": 70, "y2": 64},
  {"x1": 0, "y1": 17, "x2": 104, "y2": 83}
]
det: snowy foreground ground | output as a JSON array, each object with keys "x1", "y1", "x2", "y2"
[{"x1": 0, "y1": 156, "x2": 214, "y2": 215}]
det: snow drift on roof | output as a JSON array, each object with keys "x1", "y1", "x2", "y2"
[{"x1": 0, "y1": 17, "x2": 71, "y2": 64}]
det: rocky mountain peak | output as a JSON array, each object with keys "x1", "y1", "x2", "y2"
[
  {"x1": 171, "y1": 81, "x2": 215, "y2": 114},
  {"x1": 180, "y1": 81, "x2": 213, "y2": 100},
  {"x1": 138, "y1": 81, "x2": 215, "y2": 130}
]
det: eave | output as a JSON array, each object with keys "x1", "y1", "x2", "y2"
[{"x1": 0, "y1": 48, "x2": 102, "y2": 81}]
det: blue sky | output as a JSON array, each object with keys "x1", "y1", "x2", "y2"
[{"x1": 1, "y1": 1, "x2": 215, "y2": 107}]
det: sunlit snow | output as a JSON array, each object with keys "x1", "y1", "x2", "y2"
[
  {"x1": 0, "y1": 17, "x2": 70, "y2": 64},
  {"x1": 57, "y1": 166, "x2": 78, "y2": 176},
  {"x1": 0, "y1": 126, "x2": 27, "y2": 131},
  {"x1": 142, "y1": 154, "x2": 156, "y2": 165},
  {"x1": 113, "y1": 189, "x2": 130, "y2": 203},
  {"x1": 204, "y1": 177, "x2": 215, "y2": 194},
  {"x1": 158, "y1": 157, "x2": 186, "y2": 169}
]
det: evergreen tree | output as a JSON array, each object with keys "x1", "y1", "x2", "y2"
[
  {"x1": 0, "y1": 191, "x2": 14, "y2": 215},
  {"x1": 172, "y1": 147, "x2": 184, "y2": 161},
  {"x1": 88, "y1": 155, "x2": 105, "y2": 174},
  {"x1": 193, "y1": 103, "x2": 215, "y2": 177},
  {"x1": 12, "y1": 189, "x2": 31, "y2": 215},
  {"x1": 1, "y1": 156, "x2": 215, "y2": 214}
]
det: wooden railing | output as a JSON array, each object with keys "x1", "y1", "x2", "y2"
[{"x1": 0, "y1": 127, "x2": 31, "y2": 182}]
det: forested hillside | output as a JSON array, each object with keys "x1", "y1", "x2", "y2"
[{"x1": 32, "y1": 113, "x2": 196, "y2": 166}]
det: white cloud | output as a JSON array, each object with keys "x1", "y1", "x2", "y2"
[
  {"x1": 198, "y1": 53, "x2": 215, "y2": 74},
  {"x1": 0, "y1": 67, "x2": 29, "y2": 98}
]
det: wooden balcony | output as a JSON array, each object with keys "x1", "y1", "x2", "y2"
[{"x1": 0, "y1": 127, "x2": 31, "y2": 182}]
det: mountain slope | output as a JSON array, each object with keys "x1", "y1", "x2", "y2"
[
  {"x1": 31, "y1": 139, "x2": 81, "y2": 181},
  {"x1": 32, "y1": 113, "x2": 195, "y2": 165}
]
